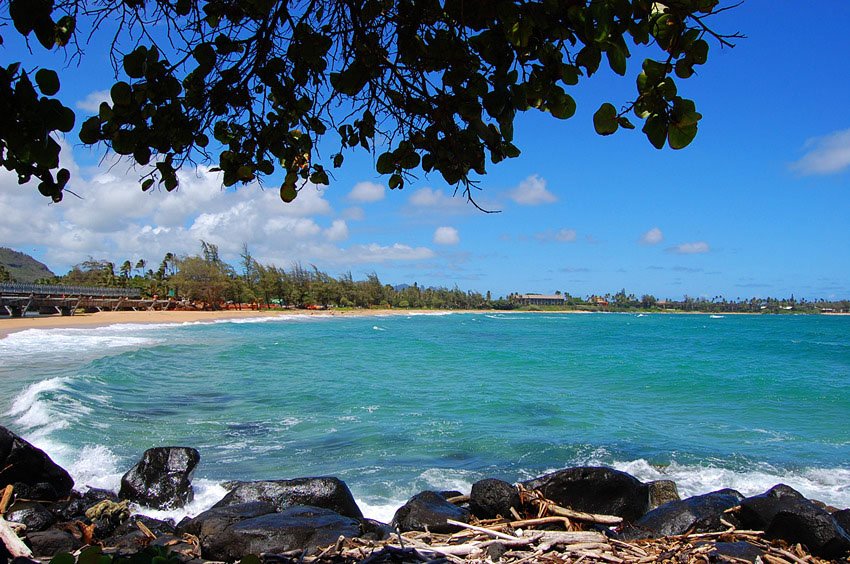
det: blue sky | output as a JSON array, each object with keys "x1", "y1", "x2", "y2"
[{"x1": 1, "y1": 2, "x2": 848, "y2": 300}]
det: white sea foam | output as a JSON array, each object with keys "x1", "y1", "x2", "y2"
[
  {"x1": 6, "y1": 376, "x2": 76, "y2": 438},
  {"x1": 356, "y1": 498, "x2": 402, "y2": 523},
  {"x1": 609, "y1": 458, "x2": 850, "y2": 508},
  {"x1": 130, "y1": 479, "x2": 230, "y2": 522},
  {"x1": 0, "y1": 326, "x2": 159, "y2": 361}
]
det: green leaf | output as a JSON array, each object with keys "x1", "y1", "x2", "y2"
[
  {"x1": 606, "y1": 45, "x2": 627, "y2": 76},
  {"x1": 35, "y1": 68, "x2": 60, "y2": 95},
  {"x1": 593, "y1": 103, "x2": 619, "y2": 135},
  {"x1": 690, "y1": 39, "x2": 709, "y2": 65},
  {"x1": 668, "y1": 122, "x2": 698, "y2": 149},
  {"x1": 280, "y1": 183, "x2": 297, "y2": 202},
  {"x1": 79, "y1": 117, "x2": 101, "y2": 145},
  {"x1": 110, "y1": 81, "x2": 132, "y2": 106},
  {"x1": 333, "y1": 153, "x2": 344, "y2": 168},
  {"x1": 78, "y1": 546, "x2": 104, "y2": 564},
  {"x1": 141, "y1": 178, "x2": 155, "y2": 191},
  {"x1": 388, "y1": 173, "x2": 403, "y2": 189},
  {"x1": 123, "y1": 47, "x2": 148, "y2": 78},
  {"x1": 617, "y1": 116, "x2": 635, "y2": 130},
  {"x1": 642, "y1": 114, "x2": 667, "y2": 149},
  {"x1": 309, "y1": 167, "x2": 329, "y2": 185},
  {"x1": 50, "y1": 553, "x2": 76, "y2": 564},
  {"x1": 547, "y1": 90, "x2": 576, "y2": 120},
  {"x1": 376, "y1": 152, "x2": 395, "y2": 174}
]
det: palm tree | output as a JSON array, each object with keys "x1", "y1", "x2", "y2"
[
  {"x1": 135, "y1": 259, "x2": 147, "y2": 278},
  {"x1": 120, "y1": 260, "x2": 132, "y2": 279}
]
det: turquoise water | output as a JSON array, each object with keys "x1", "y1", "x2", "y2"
[{"x1": 1, "y1": 312, "x2": 848, "y2": 520}]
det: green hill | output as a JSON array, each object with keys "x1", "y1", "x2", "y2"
[{"x1": 0, "y1": 248, "x2": 55, "y2": 283}]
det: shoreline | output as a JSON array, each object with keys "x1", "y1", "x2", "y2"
[{"x1": 2, "y1": 307, "x2": 847, "y2": 339}]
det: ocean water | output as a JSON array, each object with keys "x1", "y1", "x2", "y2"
[{"x1": 1, "y1": 312, "x2": 848, "y2": 522}]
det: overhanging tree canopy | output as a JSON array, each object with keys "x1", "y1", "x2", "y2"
[{"x1": 0, "y1": 0, "x2": 739, "y2": 204}]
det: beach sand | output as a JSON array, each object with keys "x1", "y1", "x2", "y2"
[{"x1": 0, "y1": 308, "x2": 473, "y2": 339}]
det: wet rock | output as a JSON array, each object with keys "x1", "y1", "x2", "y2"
[
  {"x1": 647, "y1": 480, "x2": 680, "y2": 510},
  {"x1": 735, "y1": 484, "x2": 850, "y2": 558},
  {"x1": 202, "y1": 506, "x2": 361, "y2": 562},
  {"x1": 359, "y1": 518, "x2": 393, "y2": 541},
  {"x1": 833, "y1": 509, "x2": 850, "y2": 533},
  {"x1": 469, "y1": 478, "x2": 521, "y2": 520},
  {"x1": 737, "y1": 484, "x2": 806, "y2": 530},
  {"x1": 213, "y1": 477, "x2": 363, "y2": 519},
  {"x1": 119, "y1": 447, "x2": 200, "y2": 509},
  {"x1": 53, "y1": 488, "x2": 119, "y2": 521},
  {"x1": 26, "y1": 529, "x2": 83, "y2": 557},
  {"x1": 523, "y1": 466, "x2": 649, "y2": 522},
  {"x1": 0, "y1": 426, "x2": 73, "y2": 501},
  {"x1": 102, "y1": 515, "x2": 176, "y2": 549},
  {"x1": 177, "y1": 500, "x2": 277, "y2": 540},
  {"x1": 392, "y1": 491, "x2": 471, "y2": 534},
  {"x1": 6, "y1": 501, "x2": 55, "y2": 532},
  {"x1": 765, "y1": 501, "x2": 850, "y2": 559},
  {"x1": 619, "y1": 489, "x2": 744, "y2": 540}
]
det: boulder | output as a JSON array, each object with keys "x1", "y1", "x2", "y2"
[
  {"x1": 5, "y1": 501, "x2": 55, "y2": 532},
  {"x1": 119, "y1": 447, "x2": 200, "y2": 509},
  {"x1": 53, "y1": 488, "x2": 119, "y2": 521},
  {"x1": 26, "y1": 529, "x2": 83, "y2": 557},
  {"x1": 522, "y1": 466, "x2": 649, "y2": 522},
  {"x1": 833, "y1": 509, "x2": 850, "y2": 533},
  {"x1": 201, "y1": 506, "x2": 361, "y2": 562},
  {"x1": 213, "y1": 477, "x2": 363, "y2": 519},
  {"x1": 0, "y1": 426, "x2": 73, "y2": 501},
  {"x1": 177, "y1": 500, "x2": 277, "y2": 539},
  {"x1": 739, "y1": 484, "x2": 850, "y2": 558},
  {"x1": 647, "y1": 480, "x2": 680, "y2": 510},
  {"x1": 469, "y1": 478, "x2": 521, "y2": 520},
  {"x1": 102, "y1": 515, "x2": 176, "y2": 549},
  {"x1": 392, "y1": 491, "x2": 471, "y2": 534},
  {"x1": 619, "y1": 489, "x2": 744, "y2": 540}
]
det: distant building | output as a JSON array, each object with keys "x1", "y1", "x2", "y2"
[
  {"x1": 513, "y1": 293, "x2": 567, "y2": 306},
  {"x1": 589, "y1": 295, "x2": 609, "y2": 307}
]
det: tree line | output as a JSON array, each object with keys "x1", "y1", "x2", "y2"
[
  {"x1": 15, "y1": 246, "x2": 848, "y2": 313},
  {"x1": 30, "y1": 242, "x2": 496, "y2": 311}
]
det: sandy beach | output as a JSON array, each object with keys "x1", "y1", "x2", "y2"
[{"x1": 0, "y1": 308, "x2": 476, "y2": 339}]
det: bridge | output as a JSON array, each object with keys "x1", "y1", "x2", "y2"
[{"x1": 0, "y1": 283, "x2": 169, "y2": 317}]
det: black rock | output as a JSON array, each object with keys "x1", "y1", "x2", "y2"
[
  {"x1": 469, "y1": 478, "x2": 521, "y2": 520},
  {"x1": 53, "y1": 488, "x2": 119, "y2": 521},
  {"x1": 102, "y1": 515, "x2": 176, "y2": 549},
  {"x1": 5, "y1": 501, "x2": 55, "y2": 532},
  {"x1": 213, "y1": 477, "x2": 363, "y2": 519},
  {"x1": 0, "y1": 426, "x2": 73, "y2": 501},
  {"x1": 392, "y1": 491, "x2": 471, "y2": 534},
  {"x1": 359, "y1": 518, "x2": 393, "y2": 541},
  {"x1": 833, "y1": 509, "x2": 850, "y2": 533},
  {"x1": 522, "y1": 466, "x2": 649, "y2": 522},
  {"x1": 738, "y1": 484, "x2": 850, "y2": 558},
  {"x1": 737, "y1": 484, "x2": 806, "y2": 530},
  {"x1": 201, "y1": 506, "x2": 361, "y2": 562},
  {"x1": 177, "y1": 500, "x2": 277, "y2": 539},
  {"x1": 647, "y1": 480, "x2": 680, "y2": 510},
  {"x1": 26, "y1": 529, "x2": 83, "y2": 557},
  {"x1": 765, "y1": 502, "x2": 850, "y2": 559},
  {"x1": 619, "y1": 489, "x2": 744, "y2": 540},
  {"x1": 119, "y1": 447, "x2": 200, "y2": 509}
]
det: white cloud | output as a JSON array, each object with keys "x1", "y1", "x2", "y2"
[
  {"x1": 76, "y1": 90, "x2": 111, "y2": 112},
  {"x1": 344, "y1": 243, "x2": 435, "y2": 263},
  {"x1": 433, "y1": 226, "x2": 460, "y2": 245},
  {"x1": 640, "y1": 227, "x2": 664, "y2": 245},
  {"x1": 508, "y1": 174, "x2": 557, "y2": 205},
  {"x1": 0, "y1": 146, "x2": 439, "y2": 273},
  {"x1": 342, "y1": 206, "x2": 365, "y2": 221},
  {"x1": 324, "y1": 219, "x2": 349, "y2": 242},
  {"x1": 668, "y1": 241, "x2": 710, "y2": 254},
  {"x1": 790, "y1": 129, "x2": 850, "y2": 175},
  {"x1": 408, "y1": 187, "x2": 470, "y2": 214},
  {"x1": 348, "y1": 181, "x2": 385, "y2": 202},
  {"x1": 536, "y1": 228, "x2": 577, "y2": 242}
]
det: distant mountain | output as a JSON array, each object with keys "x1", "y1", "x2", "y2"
[{"x1": 0, "y1": 248, "x2": 55, "y2": 283}]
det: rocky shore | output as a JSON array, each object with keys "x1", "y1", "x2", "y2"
[{"x1": 2, "y1": 425, "x2": 849, "y2": 563}]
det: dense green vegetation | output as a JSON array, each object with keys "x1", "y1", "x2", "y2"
[
  {"x1": 2, "y1": 0, "x2": 737, "y2": 203},
  {"x1": 0, "y1": 247, "x2": 56, "y2": 283},
  {"x1": 6, "y1": 247, "x2": 847, "y2": 313}
]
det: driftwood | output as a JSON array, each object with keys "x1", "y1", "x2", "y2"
[{"x1": 0, "y1": 516, "x2": 33, "y2": 559}]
